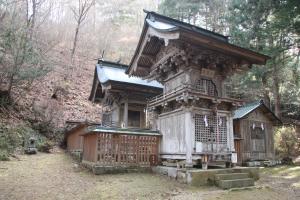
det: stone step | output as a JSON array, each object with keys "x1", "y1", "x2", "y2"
[
  {"x1": 215, "y1": 173, "x2": 249, "y2": 181},
  {"x1": 217, "y1": 178, "x2": 255, "y2": 189},
  {"x1": 215, "y1": 169, "x2": 235, "y2": 174}
]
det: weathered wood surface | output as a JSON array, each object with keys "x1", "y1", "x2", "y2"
[
  {"x1": 82, "y1": 134, "x2": 97, "y2": 162},
  {"x1": 235, "y1": 108, "x2": 275, "y2": 162},
  {"x1": 234, "y1": 140, "x2": 241, "y2": 163},
  {"x1": 66, "y1": 126, "x2": 85, "y2": 152},
  {"x1": 95, "y1": 133, "x2": 159, "y2": 167}
]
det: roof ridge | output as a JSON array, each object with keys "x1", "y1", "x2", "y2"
[
  {"x1": 98, "y1": 60, "x2": 128, "y2": 68},
  {"x1": 144, "y1": 10, "x2": 228, "y2": 41},
  {"x1": 243, "y1": 99, "x2": 263, "y2": 107}
]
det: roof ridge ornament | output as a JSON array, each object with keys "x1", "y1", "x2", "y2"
[{"x1": 149, "y1": 14, "x2": 156, "y2": 22}]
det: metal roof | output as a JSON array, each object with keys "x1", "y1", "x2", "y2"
[
  {"x1": 84, "y1": 126, "x2": 161, "y2": 136},
  {"x1": 233, "y1": 100, "x2": 282, "y2": 125},
  {"x1": 96, "y1": 61, "x2": 163, "y2": 88},
  {"x1": 146, "y1": 18, "x2": 177, "y2": 32},
  {"x1": 233, "y1": 100, "x2": 263, "y2": 119},
  {"x1": 145, "y1": 11, "x2": 229, "y2": 42}
]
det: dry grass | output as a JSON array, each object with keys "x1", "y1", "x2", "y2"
[
  {"x1": 1, "y1": 151, "x2": 300, "y2": 200},
  {"x1": 0, "y1": 151, "x2": 214, "y2": 200},
  {"x1": 261, "y1": 166, "x2": 300, "y2": 179}
]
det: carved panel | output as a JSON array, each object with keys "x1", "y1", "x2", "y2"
[{"x1": 194, "y1": 78, "x2": 218, "y2": 97}]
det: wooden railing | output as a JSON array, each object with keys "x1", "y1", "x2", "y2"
[
  {"x1": 148, "y1": 83, "x2": 242, "y2": 105},
  {"x1": 101, "y1": 120, "x2": 119, "y2": 128}
]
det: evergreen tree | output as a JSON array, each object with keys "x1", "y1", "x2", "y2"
[
  {"x1": 227, "y1": 0, "x2": 300, "y2": 119},
  {"x1": 158, "y1": 0, "x2": 229, "y2": 33},
  {"x1": 158, "y1": 0, "x2": 300, "y2": 120}
]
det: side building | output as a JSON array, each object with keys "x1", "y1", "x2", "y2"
[
  {"x1": 233, "y1": 100, "x2": 282, "y2": 165},
  {"x1": 89, "y1": 60, "x2": 163, "y2": 128},
  {"x1": 77, "y1": 60, "x2": 164, "y2": 170}
]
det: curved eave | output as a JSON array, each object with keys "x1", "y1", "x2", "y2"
[
  {"x1": 128, "y1": 11, "x2": 271, "y2": 77},
  {"x1": 127, "y1": 21, "x2": 180, "y2": 76},
  {"x1": 145, "y1": 18, "x2": 178, "y2": 32},
  {"x1": 145, "y1": 10, "x2": 228, "y2": 42},
  {"x1": 108, "y1": 80, "x2": 163, "y2": 91},
  {"x1": 126, "y1": 18, "x2": 149, "y2": 75},
  {"x1": 179, "y1": 30, "x2": 270, "y2": 65},
  {"x1": 89, "y1": 67, "x2": 104, "y2": 102}
]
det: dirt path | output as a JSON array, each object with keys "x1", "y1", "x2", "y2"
[
  {"x1": 0, "y1": 151, "x2": 216, "y2": 200},
  {"x1": 1, "y1": 151, "x2": 299, "y2": 200},
  {"x1": 257, "y1": 166, "x2": 300, "y2": 199}
]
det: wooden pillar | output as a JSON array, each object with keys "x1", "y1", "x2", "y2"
[
  {"x1": 123, "y1": 99, "x2": 128, "y2": 128},
  {"x1": 185, "y1": 109, "x2": 193, "y2": 168},
  {"x1": 228, "y1": 114, "x2": 235, "y2": 152}
]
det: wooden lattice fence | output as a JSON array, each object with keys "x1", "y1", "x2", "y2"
[{"x1": 96, "y1": 133, "x2": 159, "y2": 167}]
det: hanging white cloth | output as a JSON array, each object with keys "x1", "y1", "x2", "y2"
[
  {"x1": 261, "y1": 123, "x2": 264, "y2": 130},
  {"x1": 218, "y1": 116, "x2": 222, "y2": 126},
  {"x1": 252, "y1": 123, "x2": 256, "y2": 129},
  {"x1": 204, "y1": 115, "x2": 208, "y2": 127}
]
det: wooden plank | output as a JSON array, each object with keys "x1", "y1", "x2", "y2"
[{"x1": 90, "y1": 133, "x2": 159, "y2": 167}]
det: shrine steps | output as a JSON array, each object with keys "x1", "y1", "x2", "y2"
[
  {"x1": 214, "y1": 172, "x2": 254, "y2": 189},
  {"x1": 152, "y1": 166, "x2": 259, "y2": 188}
]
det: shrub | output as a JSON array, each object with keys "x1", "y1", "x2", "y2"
[
  {"x1": 0, "y1": 150, "x2": 10, "y2": 161},
  {"x1": 37, "y1": 140, "x2": 54, "y2": 153},
  {"x1": 0, "y1": 123, "x2": 25, "y2": 158},
  {"x1": 275, "y1": 126, "x2": 300, "y2": 158},
  {"x1": 0, "y1": 123, "x2": 49, "y2": 157}
]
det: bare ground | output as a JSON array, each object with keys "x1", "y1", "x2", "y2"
[{"x1": 1, "y1": 151, "x2": 300, "y2": 200}]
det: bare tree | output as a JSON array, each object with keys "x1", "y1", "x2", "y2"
[
  {"x1": 70, "y1": 0, "x2": 94, "y2": 60},
  {"x1": 0, "y1": 0, "x2": 52, "y2": 100}
]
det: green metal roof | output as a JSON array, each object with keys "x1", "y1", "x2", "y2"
[
  {"x1": 233, "y1": 100, "x2": 263, "y2": 119},
  {"x1": 84, "y1": 126, "x2": 161, "y2": 136},
  {"x1": 233, "y1": 100, "x2": 282, "y2": 125}
]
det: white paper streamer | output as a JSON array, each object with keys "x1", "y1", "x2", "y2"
[
  {"x1": 252, "y1": 123, "x2": 256, "y2": 129},
  {"x1": 204, "y1": 115, "x2": 208, "y2": 127},
  {"x1": 218, "y1": 117, "x2": 222, "y2": 126},
  {"x1": 261, "y1": 123, "x2": 264, "y2": 130}
]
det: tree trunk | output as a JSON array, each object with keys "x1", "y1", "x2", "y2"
[
  {"x1": 71, "y1": 23, "x2": 79, "y2": 60},
  {"x1": 262, "y1": 73, "x2": 270, "y2": 108},
  {"x1": 273, "y1": 73, "x2": 281, "y2": 119},
  {"x1": 26, "y1": 0, "x2": 36, "y2": 39},
  {"x1": 7, "y1": 74, "x2": 14, "y2": 98},
  {"x1": 29, "y1": 0, "x2": 36, "y2": 40}
]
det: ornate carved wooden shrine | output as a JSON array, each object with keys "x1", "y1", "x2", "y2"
[{"x1": 127, "y1": 11, "x2": 270, "y2": 167}]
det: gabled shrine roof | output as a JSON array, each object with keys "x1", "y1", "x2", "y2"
[
  {"x1": 88, "y1": 60, "x2": 163, "y2": 102},
  {"x1": 127, "y1": 11, "x2": 271, "y2": 76},
  {"x1": 144, "y1": 11, "x2": 228, "y2": 43},
  {"x1": 96, "y1": 60, "x2": 162, "y2": 88},
  {"x1": 233, "y1": 100, "x2": 282, "y2": 125}
]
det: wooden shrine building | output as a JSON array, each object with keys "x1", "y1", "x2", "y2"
[
  {"x1": 65, "y1": 11, "x2": 281, "y2": 172},
  {"x1": 126, "y1": 11, "x2": 270, "y2": 168},
  {"x1": 89, "y1": 60, "x2": 163, "y2": 128},
  {"x1": 233, "y1": 100, "x2": 282, "y2": 164},
  {"x1": 78, "y1": 60, "x2": 163, "y2": 169}
]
